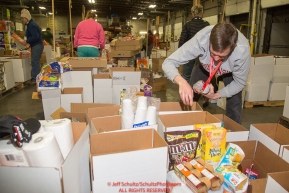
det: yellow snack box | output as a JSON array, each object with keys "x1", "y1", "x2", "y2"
[
  {"x1": 194, "y1": 124, "x2": 216, "y2": 158},
  {"x1": 201, "y1": 127, "x2": 226, "y2": 164}
]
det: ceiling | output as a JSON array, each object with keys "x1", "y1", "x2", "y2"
[{"x1": 1, "y1": 0, "x2": 196, "y2": 20}]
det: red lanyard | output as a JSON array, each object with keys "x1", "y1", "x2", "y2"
[{"x1": 201, "y1": 57, "x2": 223, "y2": 91}]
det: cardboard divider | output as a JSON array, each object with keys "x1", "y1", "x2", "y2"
[
  {"x1": 60, "y1": 112, "x2": 86, "y2": 123},
  {"x1": 266, "y1": 172, "x2": 289, "y2": 192},
  {"x1": 159, "y1": 101, "x2": 202, "y2": 112},
  {"x1": 70, "y1": 103, "x2": 115, "y2": 113}
]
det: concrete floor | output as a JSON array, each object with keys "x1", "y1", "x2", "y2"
[{"x1": 0, "y1": 80, "x2": 284, "y2": 130}]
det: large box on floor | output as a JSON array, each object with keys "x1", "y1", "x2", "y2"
[
  {"x1": 90, "y1": 129, "x2": 168, "y2": 193},
  {"x1": 214, "y1": 114, "x2": 249, "y2": 142},
  {"x1": 249, "y1": 123, "x2": 289, "y2": 157},
  {"x1": 265, "y1": 172, "x2": 289, "y2": 193},
  {"x1": 268, "y1": 82, "x2": 288, "y2": 101},
  {"x1": 248, "y1": 54, "x2": 274, "y2": 82},
  {"x1": 0, "y1": 122, "x2": 90, "y2": 193},
  {"x1": 157, "y1": 111, "x2": 221, "y2": 139},
  {"x1": 245, "y1": 82, "x2": 270, "y2": 102}
]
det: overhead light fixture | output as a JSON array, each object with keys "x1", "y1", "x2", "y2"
[
  {"x1": 48, "y1": 12, "x2": 53, "y2": 15},
  {"x1": 138, "y1": 12, "x2": 143, "y2": 15},
  {"x1": 91, "y1": 9, "x2": 96, "y2": 12},
  {"x1": 132, "y1": 17, "x2": 137, "y2": 19},
  {"x1": 88, "y1": 0, "x2": 95, "y2": 3},
  {"x1": 39, "y1": 6, "x2": 46, "y2": 10},
  {"x1": 149, "y1": 4, "x2": 156, "y2": 8}
]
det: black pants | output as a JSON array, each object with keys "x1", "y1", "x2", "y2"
[{"x1": 189, "y1": 60, "x2": 242, "y2": 124}]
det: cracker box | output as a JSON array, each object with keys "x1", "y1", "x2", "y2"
[{"x1": 201, "y1": 127, "x2": 227, "y2": 165}]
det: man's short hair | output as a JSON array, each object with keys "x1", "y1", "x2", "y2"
[
  {"x1": 210, "y1": 22, "x2": 238, "y2": 53},
  {"x1": 46, "y1": 27, "x2": 51, "y2": 31},
  {"x1": 191, "y1": 4, "x2": 203, "y2": 16}
]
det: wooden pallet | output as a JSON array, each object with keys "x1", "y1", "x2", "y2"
[
  {"x1": 0, "y1": 80, "x2": 32, "y2": 99},
  {"x1": 244, "y1": 100, "x2": 285, "y2": 108}
]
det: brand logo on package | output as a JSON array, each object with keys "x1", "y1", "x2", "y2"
[{"x1": 113, "y1": 76, "x2": 126, "y2": 81}]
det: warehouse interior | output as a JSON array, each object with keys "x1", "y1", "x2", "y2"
[{"x1": 1, "y1": 0, "x2": 289, "y2": 193}]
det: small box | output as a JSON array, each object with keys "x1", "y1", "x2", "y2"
[{"x1": 68, "y1": 57, "x2": 107, "y2": 68}]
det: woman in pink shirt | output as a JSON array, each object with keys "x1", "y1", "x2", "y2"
[{"x1": 74, "y1": 11, "x2": 105, "y2": 57}]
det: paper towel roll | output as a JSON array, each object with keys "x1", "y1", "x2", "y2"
[
  {"x1": 42, "y1": 118, "x2": 74, "y2": 159},
  {"x1": 22, "y1": 132, "x2": 64, "y2": 176},
  {"x1": 56, "y1": 47, "x2": 61, "y2": 58},
  {"x1": 0, "y1": 139, "x2": 29, "y2": 167}
]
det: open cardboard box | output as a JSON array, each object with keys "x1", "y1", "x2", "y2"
[
  {"x1": 265, "y1": 171, "x2": 289, "y2": 192},
  {"x1": 282, "y1": 146, "x2": 289, "y2": 164},
  {"x1": 157, "y1": 111, "x2": 221, "y2": 139},
  {"x1": 68, "y1": 57, "x2": 107, "y2": 68},
  {"x1": 90, "y1": 115, "x2": 158, "y2": 134},
  {"x1": 214, "y1": 114, "x2": 249, "y2": 142},
  {"x1": 60, "y1": 112, "x2": 87, "y2": 123},
  {"x1": 0, "y1": 122, "x2": 90, "y2": 193},
  {"x1": 90, "y1": 128, "x2": 168, "y2": 193},
  {"x1": 61, "y1": 87, "x2": 83, "y2": 112},
  {"x1": 232, "y1": 140, "x2": 289, "y2": 193},
  {"x1": 249, "y1": 123, "x2": 289, "y2": 156},
  {"x1": 159, "y1": 102, "x2": 203, "y2": 115}
]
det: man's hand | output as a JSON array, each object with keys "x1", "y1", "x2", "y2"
[
  {"x1": 174, "y1": 75, "x2": 194, "y2": 106},
  {"x1": 204, "y1": 84, "x2": 221, "y2": 100}
]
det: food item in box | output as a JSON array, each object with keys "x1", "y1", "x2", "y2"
[
  {"x1": 194, "y1": 124, "x2": 216, "y2": 158},
  {"x1": 188, "y1": 158, "x2": 223, "y2": 189},
  {"x1": 174, "y1": 163, "x2": 209, "y2": 193},
  {"x1": 222, "y1": 172, "x2": 248, "y2": 192},
  {"x1": 165, "y1": 130, "x2": 201, "y2": 171},
  {"x1": 244, "y1": 164, "x2": 258, "y2": 179},
  {"x1": 201, "y1": 127, "x2": 226, "y2": 164}
]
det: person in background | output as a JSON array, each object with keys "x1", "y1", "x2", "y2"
[
  {"x1": 147, "y1": 30, "x2": 154, "y2": 58},
  {"x1": 20, "y1": 9, "x2": 44, "y2": 84},
  {"x1": 74, "y1": 10, "x2": 105, "y2": 57},
  {"x1": 41, "y1": 27, "x2": 53, "y2": 45},
  {"x1": 162, "y1": 22, "x2": 250, "y2": 124},
  {"x1": 179, "y1": 4, "x2": 211, "y2": 107}
]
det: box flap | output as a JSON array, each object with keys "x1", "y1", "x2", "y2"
[
  {"x1": 70, "y1": 103, "x2": 115, "y2": 113},
  {"x1": 254, "y1": 142, "x2": 289, "y2": 173},
  {"x1": 274, "y1": 124, "x2": 289, "y2": 144},
  {"x1": 247, "y1": 179, "x2": 267, "y2": 193},
  {"x1": 215, "y1": 114, "x2": 248, "y2": 132},
  {"x1": 87, "y1": 105, "x2": 119, "y2": 120},
  {"x1": 91, "y1": 115, "x2": 121, "y2": 133},
  {"x1": 62, "y1": 87, "x2": 83, "y2": 94},
  {"x1": 72, "y1": 122, "x2": 87, "y2": 144},
  {"x1": 50, "y1": 107, "x2": 67, "y2": 119},
  {"x1": 251, "y1": 123, "x2": 278, "y2": 138},
  {"x1": 93, "y1": 74, "x2": 111, "y2": 79},
  {"x1": 41, "y1": 88, "x2": 61, "y2": 99},
  {"x1": 267, "y1": 172, "x2": 289, "y2": 191},
  {"x1": 228, "y1": 141, "x2": 257, "y2": 160},
  {"x1": 90, "y1": 129, "x2": 164, "y2": 156}
]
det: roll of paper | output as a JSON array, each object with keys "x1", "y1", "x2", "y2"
[
  {"x1": 42, "y1": 118, "x2": 74, "y2": 159},
  {"x1": 22, "y1": 132, "x2": 64, "y2": 177},
  {"x1": 0, "y1": 139, "x2": 29, "y2": 167}
]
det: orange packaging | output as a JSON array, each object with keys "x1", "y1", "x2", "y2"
[
  {"x1": 11, "y1": 33, "x2": 26, "y2": 45},
  {"x1": 137, "y1": 58, "x2": 148, "y2": 70}
]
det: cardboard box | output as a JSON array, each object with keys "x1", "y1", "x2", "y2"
[
  {"x1": 61, "y1": 87, "x2": 83, "y2": 112},
  {"x1": 69, "y1": 57, "x2": 107, "y2": 68},
  {"x1": 268, "y1": 82, "x2": 288, "y2": 101},
  {"x1": 109, "y1": 50, "x2": 139, "y2": 58},
  {"x1": 61, "y1": 37, "x2": 70, "y2": 44},
  {"x1": 70, "y1": 103, "x2": 115, "y2": 113},
  {"x1": 247, "y1": 179, "x2": 267, "y2": 193},
  {"x1": 115, "y1": 45, "x2": 141, "y2": 51},
  {"x1": 90, "y1": 115, "x2": 158, "y2": 134},
  {"x1": 1, "y1": 60, "x2": 13, "y2": 73},
  {"x1": 111, "y1": 70, "x2": 141, "y2": 85},
  {"x1": 159, "y1": 102, "x2": 203, "y2": 115},
  {"x1": 90, "y1": 129, "x2": 168, "y2": 193},
  {"x1": 273, "y1": 65, "x2": 289, "y2": 77},
  {"x1": 0, "y1": 122, "x2": 90, "y2": 193},
  {"x1": 3, "y1": 71, "x2": 15, "y2": 90},
  {"x1": 50, "y1": 107, "x2": 66, "y2": 119},
  {"x1": 282, "y1": 146, "x2": 289, "y2": 164},
  {"x1": 245, "y1": 82, "x2": 270, "y2": 102},
  {"x1": 115, "y1": 38, "x2": 142, "y2": 47},
  {"x1": 158, "y1": 111, "x2": 221, "y2": 139},
  {"x1": 41, "y1": 89, "x2": 61, "y2": 120},
  {"x1": 9, "y1": 58, "x2": 31, "y2": 82},
  {"x1": 60, "y1": 112, "x2": 86, "y2": 123},
  {"x1": 61, "y1": 71, "x2": 93, "y2": 103},
  {"x1": 152, "y1": 58, "x2": 166, "y2": 72},
  {"x1": 213, "y1": 114, "x2": 249, "y2": 142},
  {"x1": 248, "y1": 54, "x2": 274, "y2": 83},
  {"x1": 249, "y1": 123, "x2": 289, "y2": 156},
  {"x1": 93, "y1": 74, "x2": 113, "y2": 103},
  {"x1": 148, "y1": 77, "x2": 167, "y2": 92},
  {"x1": 275, "y1": 57, "x2": 289, "y2": 65},
  {"x1": 265, "y1": 172, "x2": 289, "y2": 193},
  {"x1": 284, "y1": 86, "x2": 289, "y2": 118},
  {"x1": 0, "y1": 50, "x2": 4, "y2": 57}
]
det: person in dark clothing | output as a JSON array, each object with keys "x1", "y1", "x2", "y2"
[
  {"x1": 20, "y1": 9, "x2": 44, "y2": 83},
  {"x1": 178, "y1": 4, "x2": 211, "y2": 107},
  {"x1": 147, "y1": 30, "x2": 154, "y2": 58},
  {"x1": 42, "y1": 27, "x2": 53, "y2": 45}
]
